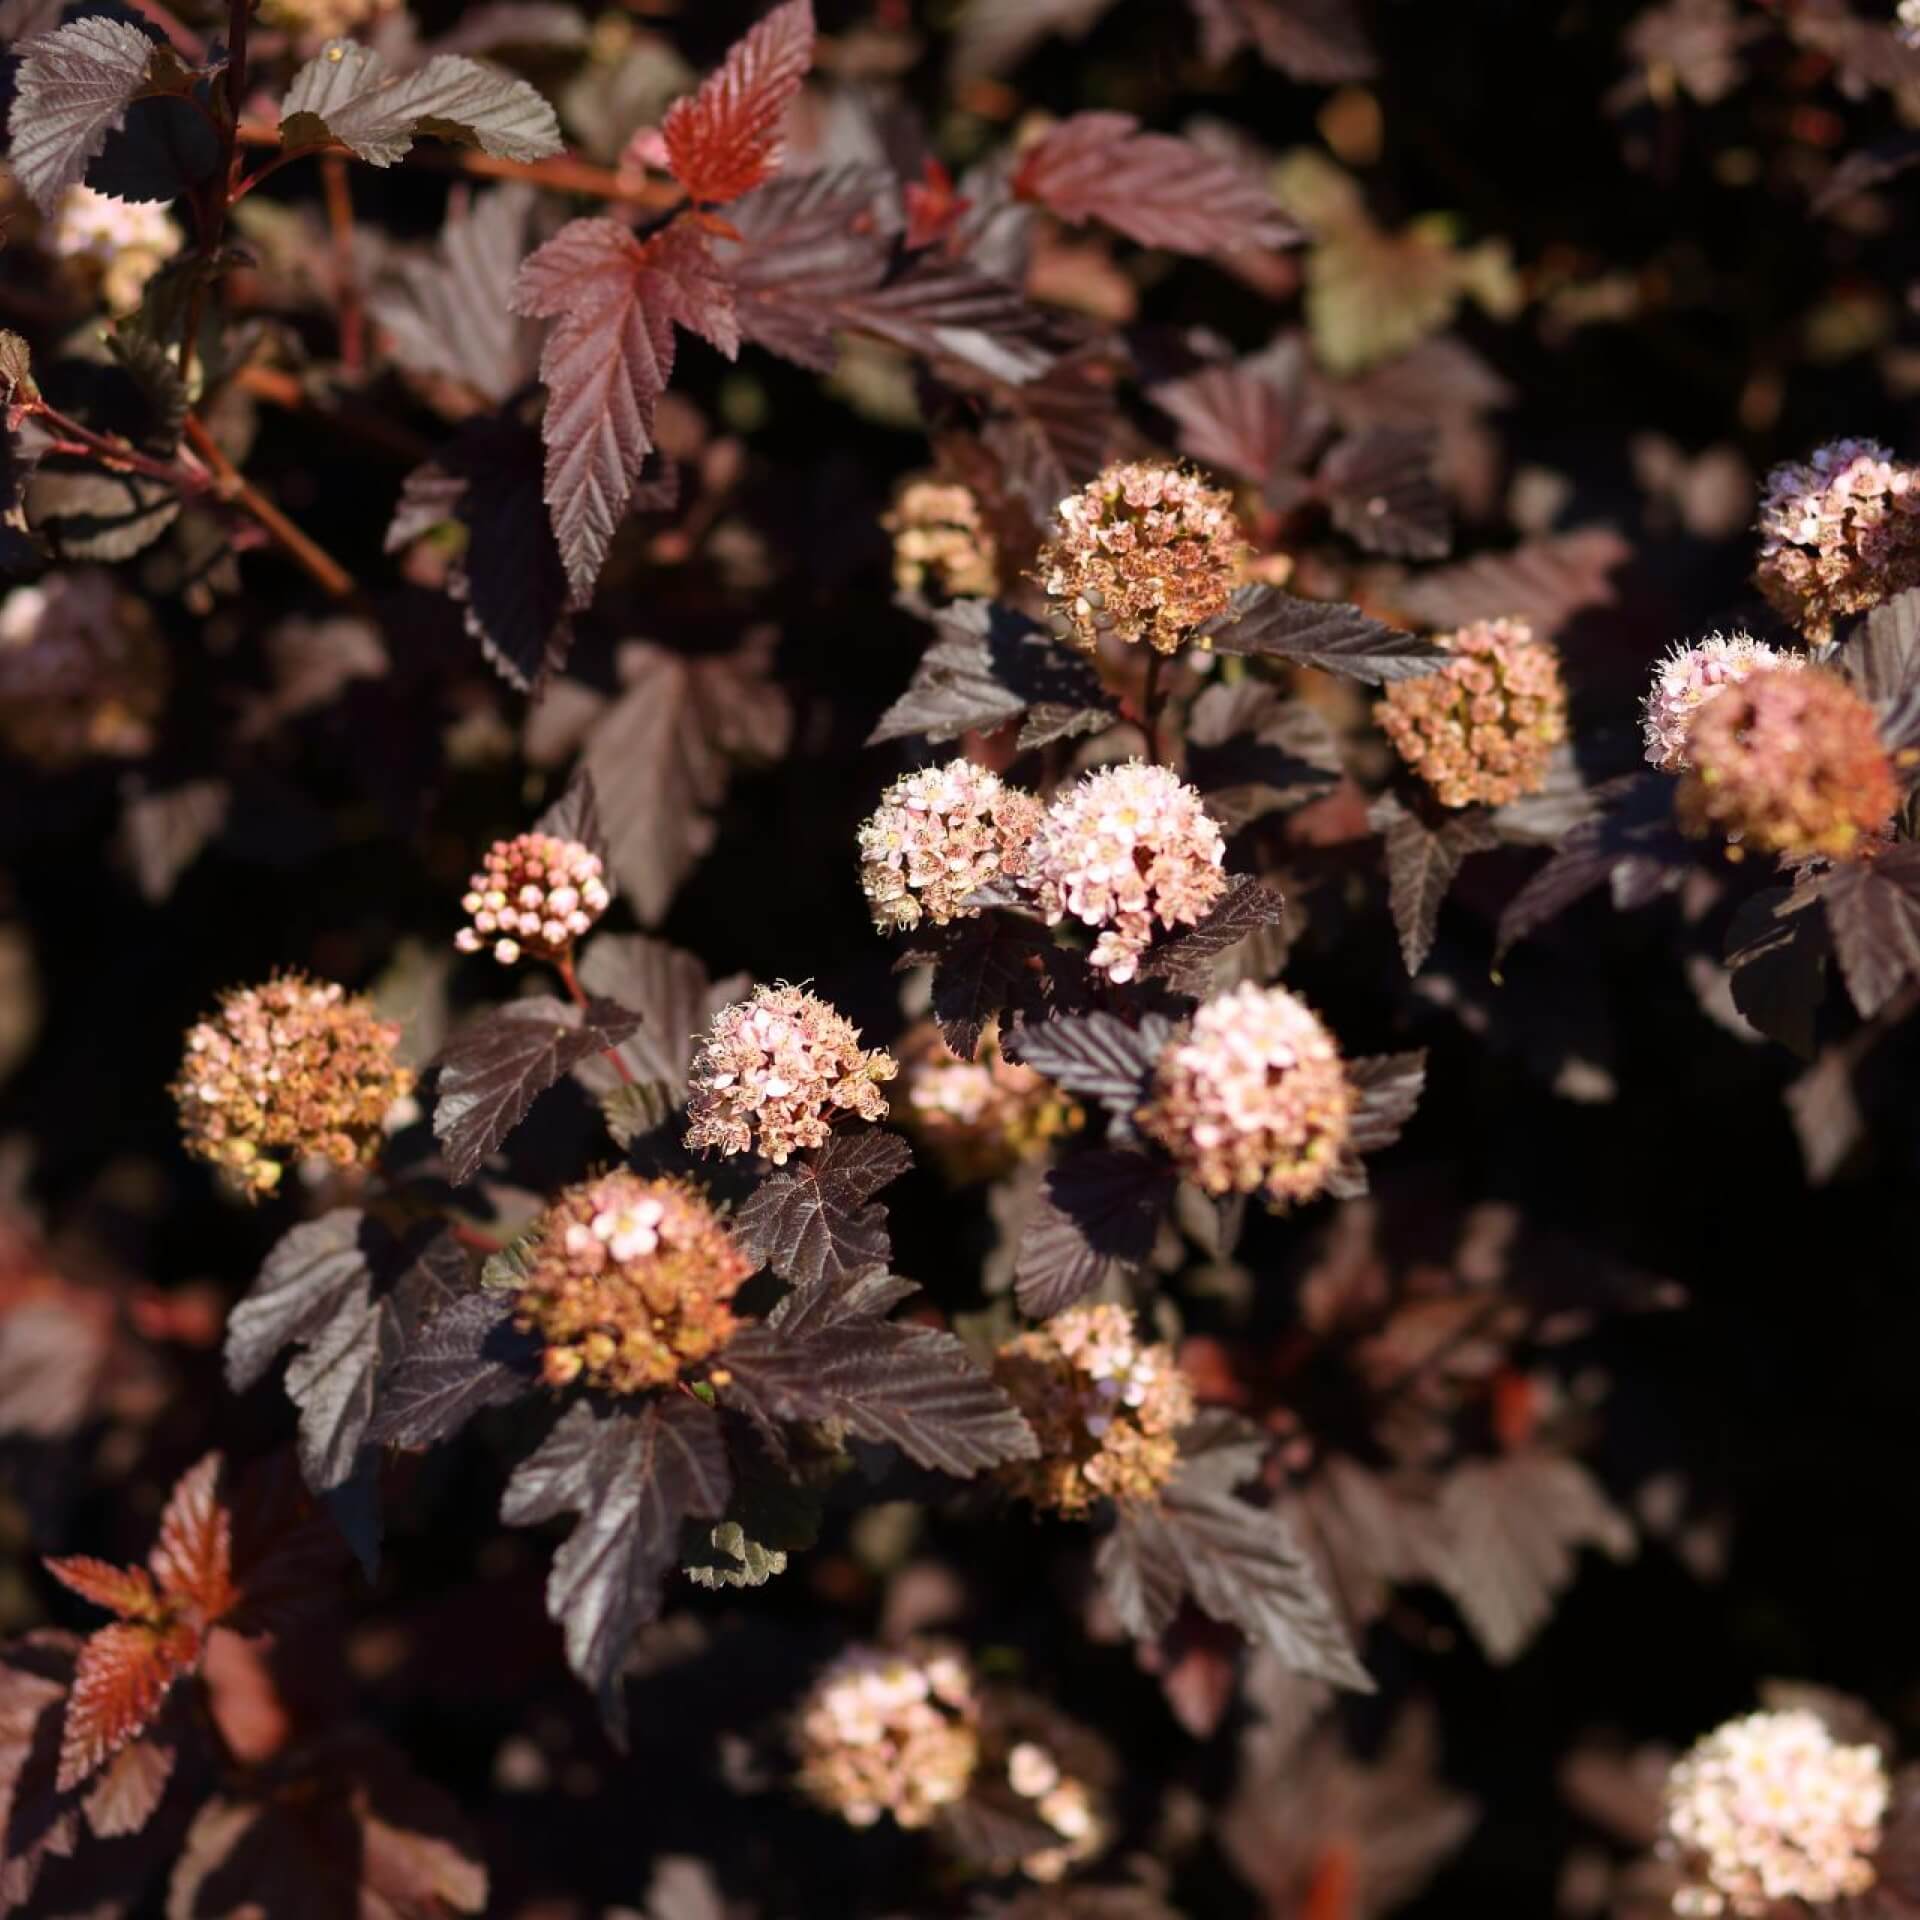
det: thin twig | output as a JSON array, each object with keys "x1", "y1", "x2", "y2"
[
  {"x1": 320, "y1": 155, "x2": 364, "y2": 375},
  {"x1": 182, "y1": 414, "x2": 358, "y2": 600},
  {"x1": 1140, "y1": 650, "x2": 1166, "y2": 765},
  {"x1": 556, "y1": 951, "x2": 637, "y2": 1086}
]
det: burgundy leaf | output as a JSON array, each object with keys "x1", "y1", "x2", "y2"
[
  {"x1": 1823, "y1": 845, "x2": 1920, "y2": 1020},
  {"x1": 1724, "y1": 884, "x2": 1830, "y2": 1058},
  {"x1": 1001, "y1": 1012, "x2": 1171, "y2": 1108},
  {"x1": 1371, "y1": 794, "x2": 1499, "y2": 976},
  {"x1": 1197, "y1": 584, "x2": 1443, "y2": 683},
  {"x1": 533, "y1": 765, "x2": 606, "y2": 862},
  {"x1": 915, "y1": 911, "x2": 1062, "y2": 1061},
  {"x1": 431, "y1": 997, "x2": 643, "y2": 1185},
  {"x1": 1190, "y1": 0, "x2": 1376, "y2": 81},
  {"x1": 81, "y1": 1735, "x2": 173, "y2": 1840},
  {"x1": 732, "y1": 1131, "x2": 915, "y2": 1287},
  {"x1": 118, "y1": 779, "x2": 229, "y2": 905},
  {"x1": 1011, "y1": 112, "x2": 1299, "y2": 255},
  {"x1": 514, "y1": 220, "x2": 740, "y2": 603},
  {"x1": 1316, "y1": 427, "x2": 1451, "y2": 560},
  {"x1": 1392, "y1": 529, "x2": 1630, "y2": 641},
  {"x1": 6, "y1": 16, "x2": 161, "y2": 212},
  {"x1": 1339, "y1": 1050, "x2": 1426, "y2": 1157},
  {"x1": 1014, "y1": 1150, "x2": 1174, "y2": 1318},
  {"x1": 660, "y1": 0, "x2": 814, "y2": 207},
  {"x1": 979, "y1": 349, "x2": 1139, "y2": 521},
  {"x1": 1138, "y1": 876, "x2": 1288, "y2": 996},
  {"x1": 500, "y1": 1396, "x2": 730, "y2": 1701},
  {"x1": 948, "y1": 0, "x2": 1118, "y2": 81},
  {"x1": 1185, "y1": 678, "x2": 1343, "y2": 827},
  {"x1": 1152, "y1": 340, "x2": 1328, "y2": 500},
  {"x1": 226, "y1": 1210, "x2": 371, "y2": 1396},
  {"x1": 720, "y1": 1269, "x2": 1037, "y2": 1477},
  {"x1": 574, "y1": 932, "x2": 746, "y2": 1097},
  {"x1": 367, "y1": 1289, "x2": 540, "y2": 1449}
]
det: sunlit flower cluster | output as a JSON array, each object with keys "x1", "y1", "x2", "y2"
[
  {"x1": 515, "y1": 1172, "x2": 752, "y2": 1395},
  {"x1": 1039, "y1": 460, "x2": 1245, "y2": 655},
  {"x1": 1662, "y1": 1708, "x2": 1887, "y2": 1917},
  {"x1": 1755, "y1": 437, "x2": 1920, "y2": 643},
  {"x1": 258, "y1": 0, "x2": 399, "y2": 39},
  {"x1": 1903, "y1": 0, "x2": 1920, "y2": 48},
  {"x1": 893, "y1": 1021, "x2": 1081, "y2": 1183},
  {"x1": 993, "y1": 1305, "x2": 1195, "y2": 1516},
  {"x1": 1374, "y1": 617, "x2": 1568, "y2": 808},
  {"x1": 0, "y1": 571, "x2": 167, "y2": 768},
  {"x1": 43, "y1": 187, "x2": 181, "y2": 315},
  {"x1": 1139, "y1": 983, "x2": 1353, "y2": 1210},
  {"x1": 998, "y1": 1734, "x2": 1109, "y2": 1884},
  {"x1": 1676, "y1": 661, "x2": 1898, "y2": 859},
  {"x1": 1029, "y1": 762, "x2": 1227, "y2": 983},
  {"x1": 857, "y1": 760, "x2": 1043, "y2": 934},
  {"x1": 884, "y1": 480, "x2": 999, "y2": 601},
  {"x1": 1642, "y1": 633, "x2": 1808, "y2": 773},
  {"x1": 794, "y1": 1642, "x2": 981, "y2": 1831},
  {"x1": 455, "y1": 832, "x2": 611, "y2": 966},
  {"x1": 172, "y1": 976, "x2": 412, "y2": 1198},
  {"x1": 685, "y1": 985, "x2": 897, "y2": 1164}
]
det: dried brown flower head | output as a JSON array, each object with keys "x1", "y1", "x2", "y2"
[
  {"x1": 893, "y1": 1021, "x2": 1082, "y2": 1183},
  {"x1": 1039, "y1": 460, "x2": 1245, "y2": 655},
  {"x1": 515, "y1": 1172, "x2": 752, "y2": 1394},
  {"x1": 1676, "y1": 661, "x2": 1897, "y2": 859},
  {"x1": 173, "y1": 976, "x2": 413, "y2": 1198},
  {"x1": 794, "y1": 1641, "x2": 981, "y2": 1831},
  {"x1": 456, "y1": 832, "x2": 611, "y2": 966},
  {"x1": 992, "y1": 1304, "x2": 1196, "y2": 1517},
  {"x1": 884, "y1": 480, "x2": 999, "y2": 600},
  {"x1": 857, "y1": 760, "x2": 1043, "y2": 934},
  {"x1": 1139, "y1": 982, "x2": 1354, "y2": 1209},
  {"x1": 1756, "y1": 438, "x2": 1920, "y2": 643},
  {"x1": 1374, "y1": 617, "x2": 1569, "y2": 808},
  {"x1": 1029, "y1": 761, "x2": 1229, "y2": 983},
  {"x1": 1662, "y1": 1708, "x2": 1887, "y2": 1916},
  {"x1": 685, "y1": 984, "x2": 898, "y2": 1164},
  {"x1": 0, "y1": 571, "x2": 167, "y2": 769}
]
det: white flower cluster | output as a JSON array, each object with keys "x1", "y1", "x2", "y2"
[
  {"x1": 1641, "y1": 633, "x2": 1806, "y2": 773},
  {"x1": 45, "y1": 187, "x2": 182, "y2": 314}
]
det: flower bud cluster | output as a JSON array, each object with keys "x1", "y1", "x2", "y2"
[
  {"x1": 993, "y1": 1305, "x2": 1195, "y2": 1516},
  {"x1": 1642, "y1": 633, "x2": 1807, "y2": 773},
  {"x1": 1676, "y1": 662, "x2": 1897, "y2": 859},
  {"x1": 1662, "y1": 1708, "x2": 1887, "y2": 1917},
  {"x1": 44, "y1": 187, "x2": 181, "y2": 315},
  {"x1": 0, "y1": 571, "x2": 167, "y2": 768},
  {"x1": 857, "y1": 760, "x2": 1044, "y2": 934},
  {"x1": 884, "y1": 480, "x2": 999, "y2": 601},
  {"x1": 794, "y1": 1642, "x2": 981, "y2": 1831},
  {"x1": 1756, "y1": 438, "x2": 1920, "y2": 642},
  {"x1": 998, "y1": 1735, "x2": 1108, "y2": 1884},
  {"x1": 455, "y1": 833, "x2": 610, "y2": 966},
  {"x1": 1040, "y1": 461, "x2": 1245, "y2": 655},
  {"x1": 515, "y1": 1172, "x2": 751, "y2": 1395},
  {"x1": 1029, "y1": 762, "x2": 1228, "y2": 983},
  {"x1": 173, "y1": 977, "x2": 412, "y2": 1197},
  {"x1": 894, "y1": 1022, "x2": 1081, "y2": 1184},
  {"x1": 1140, "y1": 983, "x2": 1353, "y2": 1210},
  {"x1": 686, "y1": 985, "x2": 898, "y2": 1164},
  {"x1": 1374, "y1": 618, "x2": 1568, "y2": 808}
]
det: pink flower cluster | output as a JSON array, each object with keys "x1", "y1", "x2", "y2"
[
  {"x1": 456, "y1": 833, "x2": 611, "y2": 966},
  {"x1": 515, "y1": 1172, "x2": 753, "y2": 1395},
  {"x1": 1755, "y1": 437, "x2": 1920, "y2": 642},
  {"x1": 895, "y1": 1021, "x2": 1081, "y2": 1183},
  {"x1": 857, "y1": 760, "x2": 1044, "y2": 933},
  {"x1": 992, "y1": 1304, "x2": 1196, "y2": 1516},
  {"x1": 1641, "y1": 633, "x2": 1807, "y2": 773},
  {"x1": 1140, "y1": 983, "x2": 1354, "y2": 1209},
  {"x1": 1029, "y1": 762, "x2": 1228, "y2": 983},
  {"x1": 794, "y1": 1642, "x2": 981, "y2": 1831},
  {"x1": 685, "y1": 984, "x2": 898, "y2": 1164},
  {"x1": 1374, "y1": 618, "x2": 1569, "y2": 809},
  {"x1": 884, "y1": 480, "x2": 999, "y2": 601},
  {"x1": 1676, "y1": 661, "x2": 1897, "y2": 860},
  {"x1": 1662, "y1": 1709, "x2": 1887, "y2": 1916},
  {"x1": 1040, "y1": 460, "x2": 1245, "y2": 655},
  {"x1": 997, "y1": 1733, "x2": 1108, "y2": 1883}
]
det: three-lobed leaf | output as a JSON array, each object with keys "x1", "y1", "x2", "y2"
[
  {"x1": 731, "y1": 1132, "x2": 915, "y2": 1288},
  {"x1": 1199, "y1": 584, "x2": 1442, "y2": 682},
  {"x1": 1014, "y1": 1150, "x2": 1175, "y2": 1318}
]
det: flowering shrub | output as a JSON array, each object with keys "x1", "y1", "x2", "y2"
[{"x1": 14, "y1": 1, "x2": 1920, "y2": 1915}]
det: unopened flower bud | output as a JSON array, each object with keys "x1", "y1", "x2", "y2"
[{"x1": 456, "y1": 832, "x2": 610, "y2": 966}]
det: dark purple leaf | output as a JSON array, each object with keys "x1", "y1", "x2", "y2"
[
  {"x1": 1392, "y1": 529, "x2": 1630, "y2": 641},
  {"x1": 366, "y1": 1288, "x2": 540, "y2": 1450},
  {"x1": 1198, "y1": 584, "x2": 1443, "y2": 683},
  {"x1": 1371, "y1": 794, "x2": 1498, "y2": 975},
  {"x1": 1724, "y1": 884, "x2": 1830, "y2": 1058},
  {"x1": 119, "y1": 779, "x2": 229, "y2": 905},
  {"x1": 1190, "y1": 0, "x2": 1376, "y2": 81},
  {"x1": 431, "y1": 996, "x2": 642, "y2": 1185},
  {"x1": 500, "y1": 1396, "x2": 730, "y2": 1703},
  {"x1": 1138, "y1": 875, "x2": 1287, "y2": 995},
  {"x1": 1185, "y1": 678, "x2": 1343, "y2": 827},
  {"x1": 1316, "y1": 428, "x2": 1450, "y2": 560},
  {"x1": 1001, "y1": 1012, "x2": 1171, "y2": 1108},
  {"x1": 1324, "y1": 1050, "x2": 1426, "y2": 1201},
  {"x1": 226, "y1": 1211, "x2": 372, "y2": 1398},
  {"x1": 913, "y1": 910, "x2": 1061, "y2": 1060},
  {"x1": 1824, "y1": 845, "x2": 1920, "y2": 1020},
  {"x1": 978, "y1": 349, "x2": 1138, "y2": 520},
  {"x1": 6, "y1": 16, "x2": 163, "y2": 212},
  {"x1": 574, "y1": 933, "x2": 746, "y2": 1097},
  {"x1": 948, "y1": 0, "x2": 1118, "y2": 81},
  {"x1": 1842, "y1": 587, "x2": 1920, "y2": 710},
  {"x1": 1152, "y1": 340, "x2": 1328, "y2": 501},
  {"x1": 533, "y1": 765, "x2": 605, "y2": 862},
  {"x1": 1014, "y1": 1150, "x2": 1175, "y2": 1317},
  {"x1": 719, "y1": 1269, "x2": 1036, "y2": 1477},
  {"x1": 868, "y1": 599, "x2": 1112, "y2": 746},
  {"x1": 731, "y1": 1131, "x2": 915, "y2": 1288}
]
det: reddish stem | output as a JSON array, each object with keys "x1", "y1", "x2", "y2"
[
  {"x1": 1140, "y1": 650, "x2": 1167, "y2": 765},
  {"x1": 182, "y1": 414, "x2": 357, "y2": 599},
  {"x1": 556, "y1": 951, "x2": 636, "y2": 1086},
  {"x1": 450, "y1": 1221, "x2": 508, "y2": 1254},
  {"x1": 320, "y1": 155, "x2": 364, "y2": 375}
]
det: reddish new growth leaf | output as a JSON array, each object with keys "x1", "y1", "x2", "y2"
[
  {"x1": 1012, "y1": 112, "x2": 1300, "y2": 256},
  {"x1": 660, "y1": 0, "x2": 816, "y2": 209},
  {"x1": 514, "y1": 221, "x2": 740, "y2": 603},
  {"x1": 42, "y1": 1453, "x2": 236, "y2": 1791},
  {"x1": 904, "y1": 159, "x2": 972, "y2": 252}
]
